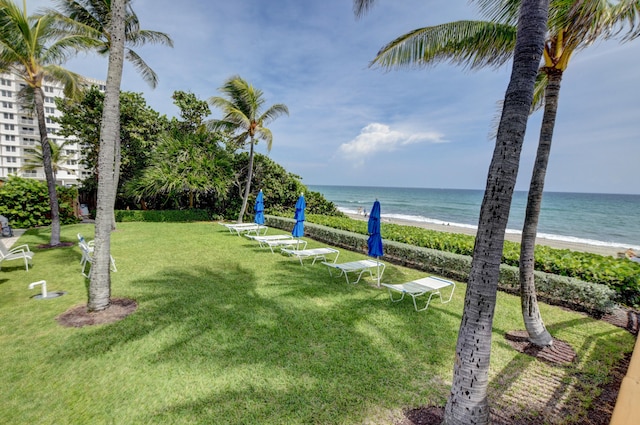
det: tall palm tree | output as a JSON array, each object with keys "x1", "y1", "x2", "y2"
[
  {"x1": 354, "y1": 1, "x2": 549, "y2": 424},
  {"x1": 20, "y1": 139, "x2": 75, "y2": 178},
  {"x1": 209, "y1": 76, "x2": 289, "y2": 223},
  {"x1": 89, "y1": 0, "x2": 125, "y2": 312},
  {"x1": 362, "y1": 0, "x2": 640, "y2": 347},
  {"x1": 49, "y1": 0, "x2": 173, "y2": 88},
  {"x1": 0, "y1": 0, "x2": 98, "y2": 246}
]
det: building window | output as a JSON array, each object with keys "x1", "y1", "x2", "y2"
[
  {"x1": 66, "y1": 160, "x2": 77, "y2": 166},
  {"x1": 5, "y1": 135, "x2": 15, "y2": 141},
  {"x1": 47, "y1": 127, "x2": 56, "y2": 134},
  {"x1": 2, "y1": 102, "x2": 12, "y2": 109},
  {"x1": 21, "y1": 126, "x2": 34, "y2": 132},
  {"x1": 0, "y1": 78, "x2": 11, "y2": 86},
  {"x1": 44, "y1": 96, "x2": 54, "y2": 103},
  {"x1": 4, "y1": 124, "x2": 14, "y2": 130},
  {"x1": 5, "y1": 157, "x2": 17, "y2": 163},
  {"x1": 23, "y1": 169, "x2": 36, "y2": 175},
  {"x1": 3, "y1": 112, "x2": 14, "y2": 119},
  {"x1": 1, "y1": 90, "x2": 12, "y2": 97},
  {"x1": 21, "y1": 116, "x2": 34, "y2": 123},
  {"x1": 7, "y1": 167, "x2": 18, "y2": 174},
  {"x1": 45, "y1": 107, "x2": 55, "y2": 114},
  {"x1": 65, "y1": 149, "x2": 75, "y2": 155},
  {"x1": 44, "y1": 86, "x2": 54, "y2": 93},
  {"x1": 5, "y1": 146, "x2": 16, "y2": 152}
]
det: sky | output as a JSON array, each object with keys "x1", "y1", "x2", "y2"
[{"x1": 27, "y1": 0, "x2": 640, "y2": 195}]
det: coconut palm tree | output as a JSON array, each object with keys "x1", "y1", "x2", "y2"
[
  {"x1": 89, "y1": 0, "x2": 125, "y2": 312},
  {"x1": 48, "y1": 0, "x2": 173, "y2": 88},
  {"x1": 209, "y1": 76, "x2": 289, "y2": 223},
  {"x1": 353, "y1": 1, "x2": 549, "y2": 423},
  {"x1": 0, "y1": 0, "x2": 98, "y2": 246},
  {"x1": 360, "y1": 0, "x2": 640, "y2": 347},
  {"x1": 20, "y1": 139, "x2": 75, "y2": 179}
]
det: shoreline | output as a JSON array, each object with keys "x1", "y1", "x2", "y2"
[{"x1": 344, "y1": 212, "x2": 625, "y2": 258}]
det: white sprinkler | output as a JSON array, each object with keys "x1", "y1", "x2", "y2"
[{"x1": 28, "y1": 280, "x2": 65, "y2": 299}]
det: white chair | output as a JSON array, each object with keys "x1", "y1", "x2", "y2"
[
  {"x1": 381, "y1": 276, "x2": 455, "y2": 312},
  {"x1": 322, "y1": 259, "x2": 385, "y2": 284},
  {"x1": 219, "y1": 222, "x2": 268, "y2": 236},
  {"x1": 0, "y1": 241, "x2": 33, "y2": 271},
  {"x1": 78, "y1": 234, "x2": 117, "y2": 277},
  {"x1": 281, "y1": 247, "x2": 340, "y2": 266}
]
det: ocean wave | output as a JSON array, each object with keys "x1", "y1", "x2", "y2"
[{"x1": 337, "y1": 207, "x2": 640, "y2": 251}]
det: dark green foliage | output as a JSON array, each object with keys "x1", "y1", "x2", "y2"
[
  {"x1": 304, "y1": 213, "x2": 640, "y2": 306},
  {"x1": 115, "y1": 209, "x2": 211, "y2": 222},
  {"x1": 265, "y1": 215, "x2": 617, "y2": 314},
  {"x1": 0, "y1": 176, "x2": 78, "y2": 227}
]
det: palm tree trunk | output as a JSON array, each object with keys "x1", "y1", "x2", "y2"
[
  {"x1": 88, "y1": 0, "x2": 125, "y2": 312},
  {"x1": 443, "y1": 1, "x2": 549, "y2": 423},
  {"x1": 34, "y1": 87, "x2": 61, "y2": 246},
  {"x1": 519, "y1": 69, "x2": 562, "y2": 347},
  {"x1": 237, "y1": 138, "x2": 255, "y2": 223}
]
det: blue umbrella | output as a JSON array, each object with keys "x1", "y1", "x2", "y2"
[
  {"x1": 367, "y1": 200, "x2": 383, "y2": 286},
  {"x1": 292, "y1": 193, "x2": 306, "y2": 238},
  {"x1": 254, "y1": 190, "x2": 265, "y2": 225}
]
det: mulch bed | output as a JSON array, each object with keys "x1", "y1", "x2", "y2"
[{"x1": 56, "y1": 298, "x2": 137, "y2": 328}]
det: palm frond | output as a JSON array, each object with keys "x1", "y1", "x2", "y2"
[
  {"x1": 353, "y1": 0, "x2": 378, "y2": 19},
  {"x1": 373, "y1": 20, "x2": 518, "y2": 71},
  {"x1": 125, "y1": 49, "x2": 158, "y2": 88}
]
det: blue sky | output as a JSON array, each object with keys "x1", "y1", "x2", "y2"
[{"x1": 28, "y1": 0, "x2": 640, "y2": 195}]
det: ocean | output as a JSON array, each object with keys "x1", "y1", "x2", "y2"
[{"x1": 308, "y1": 185, "x2": 640, "y2": 251}]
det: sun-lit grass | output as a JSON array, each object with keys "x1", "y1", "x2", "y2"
[{"x1": 0, "y1": 222, "x2": 634, "y2": 424}]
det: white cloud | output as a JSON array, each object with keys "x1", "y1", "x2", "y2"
[{"x1": 338, "y1": 123, "x2": 445, "y2": 162}]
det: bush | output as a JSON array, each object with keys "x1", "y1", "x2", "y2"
[
  {"x1": 265, "y1": 215, "x2": 617, "y2": 314},
  {"x1": 304, "y1": 213, "x2": 639, "y2": 307},
  {"x1": 115, "y1": 209, "x2": 212, "y2": 222},
  {"x1": 0, "y1": 176, "x2": 78, "y2": 227}
]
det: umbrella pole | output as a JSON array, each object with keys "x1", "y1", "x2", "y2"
[{"x1": 376, "y1": 258, "x2": 380, "y2": 287}]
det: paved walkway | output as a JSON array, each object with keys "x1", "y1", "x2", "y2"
[{"x1": 1, "y1": 228, "x2": 25, "y2": 249}]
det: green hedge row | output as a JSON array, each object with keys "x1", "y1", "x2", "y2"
[
  {"x1": 265, "y1": 215, "x2": 617, "y2": 315},
  {"x1": 115, "y1": 209, "x2": 212, "y2": 222},
  {"x1": 303, "y1": 214, "x2": 639, "y2": 307}
]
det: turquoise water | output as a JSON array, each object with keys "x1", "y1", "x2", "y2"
[{"x1": 308, "y1": 185, "x2": 640, "y2": 251}]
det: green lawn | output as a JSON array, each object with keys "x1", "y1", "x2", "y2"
[{"x1": 0, "y1": 222, "x2": 634, "y2": 424}]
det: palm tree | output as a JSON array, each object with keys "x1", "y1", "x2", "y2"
[
  {"x1": 209, "y1": 76, "x2": 289, "y2": 223},
  {"x1": 126, "y1": 131, "x2": 232, "y2": 209},
  {"x1": 361, "y1": 0, "x2": 640, "y2": 347},
  {"x1": 354, "y1": 1, "x2": 549, "y2": 424},
  {"x1": 0, "y1": 0, "x2": 98, "y2": 246},
  {"x1": 20, "y1": 140, "x2": 75, "y2": 179},
  {"x1": 48, "y1": 0, "x2": 174, "y2": 88},
  {"x1": 89, "y1": 0, "x2": 125, "y2": 312}
]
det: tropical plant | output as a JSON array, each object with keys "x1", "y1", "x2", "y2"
[
  {"x1": 48, "y1": 0, "x2": 174, "y2": 88},
  {"x1": 209, "y1": 75, "x2": 289, "y2": 223},
  {"x1": 20, "y1": 139, "x2": 75, "y2": 178},
  {"x1": 359, "y1": 0, "x2": 640, "y2": 347},
  {"x1": 125, "y1": 131, "x2": 233, "y2": 209},
  {"x1": 0, "y1": 0, "x2": 97, "y2": 246},
  {"x1": 353, "y1": 0, "x2": 549, "y2": 423}
]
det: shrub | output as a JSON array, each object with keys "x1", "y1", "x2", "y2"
[
  {"x1": 115, "y1": 209, "x2": 211, "y2": 222},
  {"x1": 0, "y1": 176, "x2": 78, "y2": 227},
  {"x1": 265, "y1": 215, "x2": 618, "y2": 314}
]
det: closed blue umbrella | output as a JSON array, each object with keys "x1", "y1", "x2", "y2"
[
  {"x1": 291, "y1": 193, "x2": 306, "y2": 238},
  {"x1": 254, "y1": 190, "x2": 265, "y2": 225},
  {"x1": 367, "y1": 200, "x2": 383, "y2": 286}
]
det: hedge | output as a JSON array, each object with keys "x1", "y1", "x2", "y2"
[{"x1": 265, "y1": 215, "x2": 617, "y2": 315}]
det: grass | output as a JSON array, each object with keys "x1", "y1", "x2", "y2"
[{"x1": 0, "y1": 222, "x2": 635, "y2": 425}]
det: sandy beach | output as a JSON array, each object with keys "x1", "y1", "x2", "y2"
[{"x1": 344, "y1": 212, "x2": 625, "y2": 258}]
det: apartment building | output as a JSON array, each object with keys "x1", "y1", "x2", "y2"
[{"x1": 0, "y1": 72, "x2": 105, "y2": 187}]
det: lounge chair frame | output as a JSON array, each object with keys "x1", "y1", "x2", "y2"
[
  {"x1": 0, "y1": 242, "x2": 33, "y2": 271},
  {"x1": 322, "y1": 259, "x2": 385, "y2": 284},
  {"x1": 381, "y1": 276, "x2": 455, "y2": 312},
  {"x1": 281, "y1": 247, "x2": 340, "y2": 266}
]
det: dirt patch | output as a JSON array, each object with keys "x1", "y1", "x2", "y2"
[
  {"x1": 56, "y1": 298, "x2": 137, "y2": 328},
  {"x1": 504, "y1": 330, "x2": 577, "y2": 365}
]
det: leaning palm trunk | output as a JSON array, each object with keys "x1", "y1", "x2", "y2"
[
  {"x1": 519, "y1": 69, "x2": 562, "y2": 347},
  {"x1": 443, "y1": 1, "x2": 549, "y2": 423},
  {"x1": 34, "y1": 87, "x2": 61, "y2": 246},
  {"x1": 88, "y1": 0, "x2": 125, "y2": 312},
  {"x1": 237, "y1": 137, "x2": 255, "y2": 223}
]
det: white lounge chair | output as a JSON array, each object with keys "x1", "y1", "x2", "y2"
[
  {"x1": 246, "y1": 234, "x2": 293, "y2": 246},
  {"x1": 261, "y1": 238, "x2": 307, "y2": 253},
  {"x1": 220, "y1": 222, "x2": 268, "y2": 236},
  {"x1": 381, "y1": 276, "x2": 455, "y2": 312},
  {"x1": 0, "y1": 241, "x2": 33, "y2": 271},
  {"x1": 281, "y1": 247, "x2": 340, "y2": 265},
  {"x1": 321, "y1": 259, "x2": 385, "y2": 285}
]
